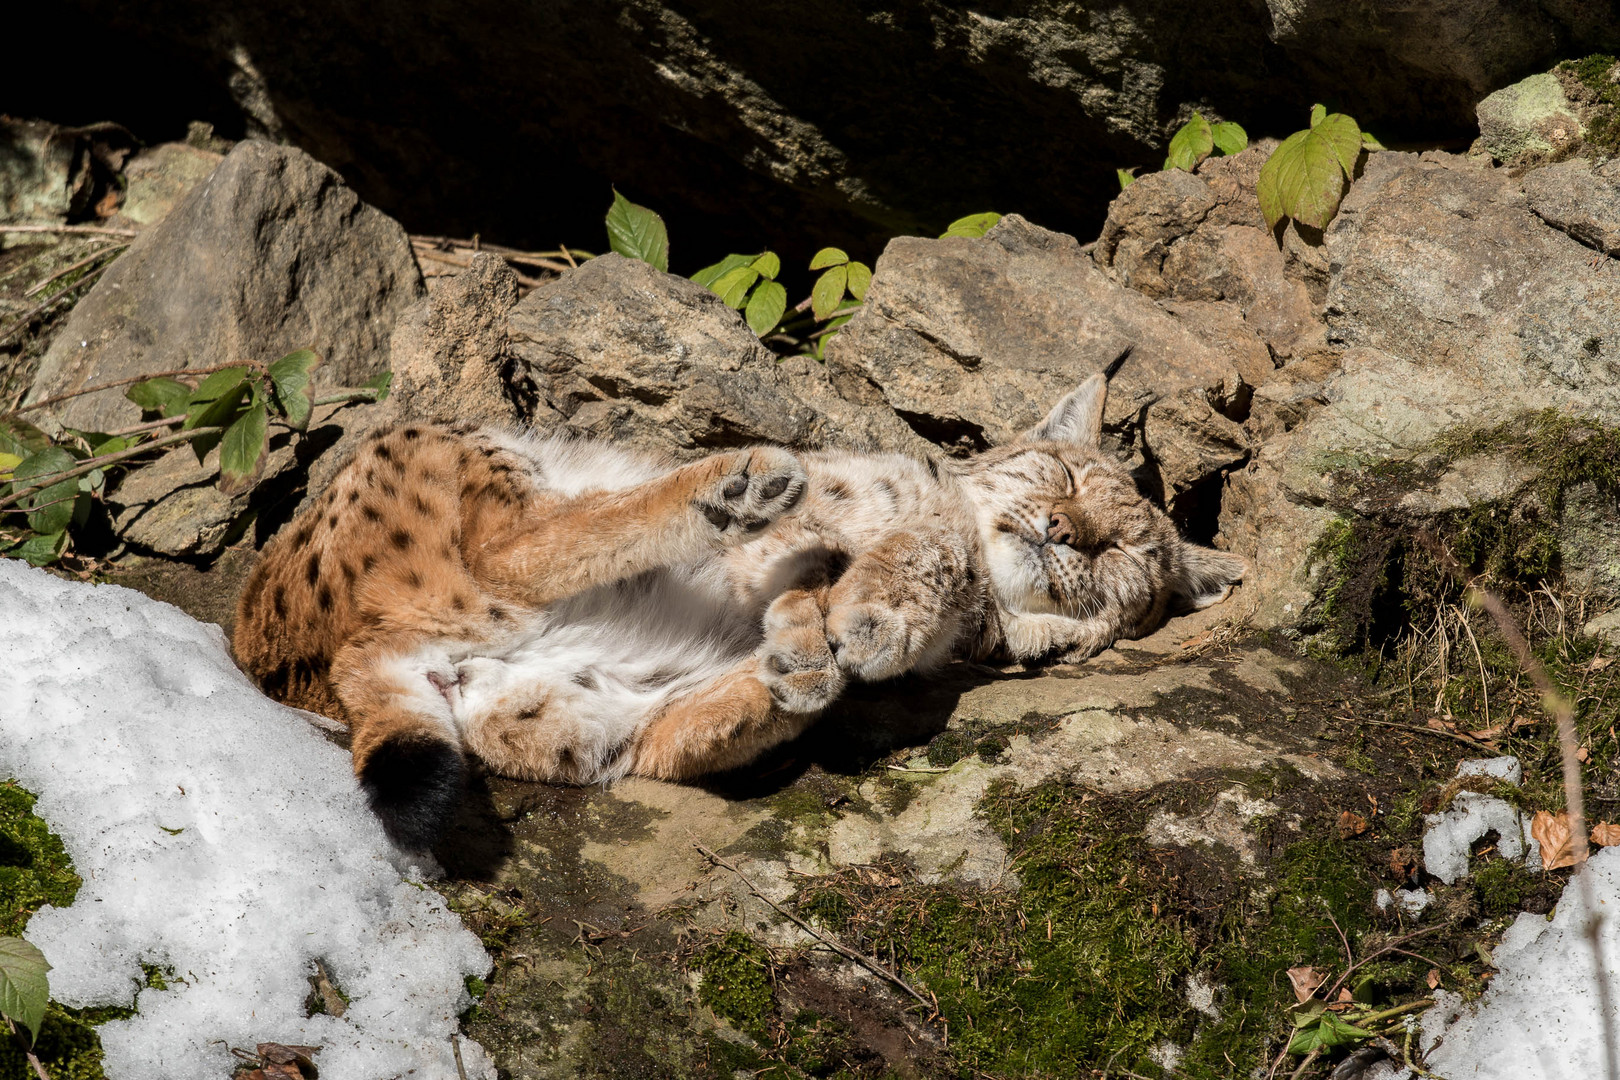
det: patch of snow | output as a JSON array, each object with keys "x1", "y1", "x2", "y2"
[
  {"x1": 1376, "y1": 887, "x2": 1393, "y2": 911},
  {"x1": 1147, "y1": 1039, "x2": 1183, "y2": 1072},
  {"x1": 1423, "y1": 791, "x2": 1538, "y2": 884},
  {"x1": 1144, "y1": 785, "x2": 1289, "y2": 867},
  {"x1": 1186, "y1": 972, "x2": 1221, "y2": 1020},
  {"x1": 1457, "y1": 756, "x2": 1524, "y2": 785},
  {"x1": 0, "y1": 562, "x2": 494, "y2": 1080},
  {"x1": 1395, "y1": 888, "x2": 1432, "y2": 916},
  {"x1": 1422, "y1": 847, "x2": 1620, "y2": 1078}
]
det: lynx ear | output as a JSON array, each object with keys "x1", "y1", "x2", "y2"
[
  {"x1": 1170, "y1": 543, "x2": 1247, "y2": 613},
  {"x1": 1021, "y1": 373, "x2": 1107, "y2": 447}
]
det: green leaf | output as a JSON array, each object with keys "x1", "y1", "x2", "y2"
[
  {"x1": 1165, "y1": 112, "x2": 1214, "y2": 171},
  {"x1": 604, "y1": 189, "x2": 669, "y2": 273},
  {"x1": 91, "y1": 435, "x2": 128, "y2": 457},
  {"x1": 187, "y1": 367, "x2": 251, "y2": 407},
  {"x1": 125, "y1": 376, "x2": 192, "y2": 418},
  {"x1": 1310, "y1": 103, "x2": 1327, "y2": 128},
  {"x1": 846, "y1": 261, "x2": 872, "y2": 302},
  {"x1": 1361, "y1": 130, "x2": 1387, "y2": 151},
  {"x1": 1287, "y1": 1010, "x2": 1372, "y2": 1055},
  {"x1": 78, "y1": 468, "x2": 106, "y2": 495},
  {"x1": 0, "y1": 936, "x2": 50, "y2": 1043},
  {"x1": 0, "y1": 416, "x2": 51, "y2": 460},
  {"x1": 363, "y1": 370, "x2": 394, "y2": 403},
  {"x1": 711, "y1": 266, "x2": 760, "y2": 309},
  {"x1": 1211, "y1": 121, "x2": 1249, "y2": 156},
  {"x1": 218, "y1": 403, "x2": 269, "y2": 496},
  {"x1": 939, "y1": 212, "x2": 1001, "y2": 239},
  {"x1": 745, "y1": 280, "x2": 787, "y2": 337},
  {"x1": 12, "y1": 447, "x2": 79, "y2": 534},
  {"x1": 749, "y1": 252, "x2": 781, "y2": 280},
  {"x1": 1256, "y1": 115, "x2": 1362, "y2": 232},
  {"x1": 1117, "y1": 168, "x2": 1136, "y2": 190},
  {"x1": 0, "y1": 452, "x2": 20, "y2": 477},
  {"x1": 14, "y1": 530, "x2": 66, "y2": 567},
  {"x1": 808, "y1": 247, "x2": 849, "y2": 270},
  {"x1": 692, "y1": 253, "x2": 755, "y2": 290},
  {"x1": 268, "y1": 348, "x2": 320, "y2": 432},
  {"x1": 811, "y1": 265, "x2": 848, "y2": 321},
  {"x1": 184, "y1": 382, "x2": 250, "y2": 464}
]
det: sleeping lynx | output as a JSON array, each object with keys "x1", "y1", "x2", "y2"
[{"x1": 234, "y1": 373, "x2": 1244, "y2": 849}]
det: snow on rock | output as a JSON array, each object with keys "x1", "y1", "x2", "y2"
[
  {"x1": 1422, "y1": 757, "x2": 1539, "y2": 885},
  {"x1": 1422, "y1": 847, "x2": 1620, "y2": 1078},
  {"x1": 0, "y1": 561, "x2": 494, "y2": 1080}
]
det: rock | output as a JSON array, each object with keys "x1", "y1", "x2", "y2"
[
  {"x1": 25, "y1": 140, "x2": 424, "y2": 433},
  {"x1": 1585, "y1": 609, "x2": 1620, "y2": 644},
  {"x1": 504, "y1": 253, "x2": 916, "y2": 459},
  {"x1": 391, "y1": 252, "x2": 523, "y2": 427},
  {"x1": 1522, "y1": 158, "x2": 1620, "y2": 256},
  {"x1": 23, "y1": 2, "x2": 1619, "y2": 262},
  {"x1": 828, "y1": 214, "x2": 1248, "y2": 499},
  {"x1": 109, "y1": 439, "x2": 294, "y2": 558},
  {"x1": 113, "y1": 141, "x2": 223, "y2": 229},
  {"x1": 1476, "y1": 72, "x2": 1583, "y2": 163},
  {"x1": 0, "y1": 118, "x2": 133, "y2": 229},
  {"x1": 1561, "y1": 481, "x2": 1620, "y2": 595},
  {"x1": 1142, "y1": 385, "x2": 1252, "y2": 520}
]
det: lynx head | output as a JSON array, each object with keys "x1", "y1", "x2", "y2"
[{"x1": 961, "y1": 373, "x2": 1246, "y2": 654}]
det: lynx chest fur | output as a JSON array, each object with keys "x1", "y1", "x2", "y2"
[{"x1": 234, "y1": 375, "x2": 1244, "y2": 849}]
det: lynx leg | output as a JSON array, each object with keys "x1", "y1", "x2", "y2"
[
  {"x1": 473, "y1": 446, "x2": 806, "y2": 606},
  {"x1": 825, "y1": 529, "x2": 979, "y2": 681},
  {"x1": 631, "y1": 663, "x2": 809, "y2": 779}
]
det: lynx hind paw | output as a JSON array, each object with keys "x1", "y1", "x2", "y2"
[
  {"x1": 827, "y1": 602, "x2": 911, "y2": 681},
  {"x1": 760, "y1": 632, "x2": 845, "y2": 714},
  {"x1": 358, "y1": 732, "x2": 467, "y2": 852},
  {"x1": 695, "y1": 447, "x2": 807, "y2": 542}
]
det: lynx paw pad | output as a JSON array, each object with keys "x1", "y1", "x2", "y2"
[
  {"x1": 759, "y1": 633, "x2": 844, "y2": 714},
  {"x1": 827, "y1": 603, "x2": 910, "y2": 681},
  {"x1": 696, "y1": 447, "x2": 806, "y2": 541}
]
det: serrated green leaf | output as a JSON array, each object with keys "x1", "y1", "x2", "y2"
[
  {"x1": 363, "y1": 370, "x2": 394, "y2": 403},
  {"x1": 605, "y1": 189, "x2": 669, "y2": 273},
  {"x1": 692, "y1": 253, "x2": 754, "y2": 290},
  {"x1": 185, "y1": 382, "x2": 250, "y2": 464},
  {"x1": 811, "y1": 265, "x2": 848, "y2": 321},
  {"x1": 125, "y1": 376, "x2": 192, "y2": 418},
  {"x1": 188, "y1": 368, "x2": 250, "y2": 406},
  {"x1": 0, "y1": 416, "x2": 51, "y2": 460},
  {"x1": 1361, "y1": 131, "x2": 1387, "y2": 151},
  {"x1": 218, "y1": 402, "x2": 269, "y2": 496},
  {"x1": 0, "y1": 936, "x2": 50, "y2": 1043},
  {"x1": 1310, "y1": 103, "x2": 1327, "y2": 127},
  {"x1": 1315, "y1": 113, "x2": 1364, "y2": 176},
  {"x1": 12, "y1": 447, "x2": 79, "y2": 534},
  {"x1": 1211, "y1": 121, "x2": 1249, "y2": 156},
  {"x1": 1256, "y1": 118, "x2": 1359, "y2": 231},
  {"x1": 712, "y1": 266, "x2": 760, "y2": 309},
  {"x1": 745, "y1": 280, "x2": 788, "y2": 337},
  {"x1": 939, "y1": 212, "x2": 1001, "y2": 239},
  {"x1": 750, "y1": 251, "x2": 780, "y2": 280},
  {"x1": 1287, "y1": 1010, "x2": 1372, "y2": 1055},
  {"x1": 808, "y1": 247, "x2": 849, "y2": 270},
  {"x1": 1165, "y1": 112, "x2": 1214, "y2": 171},
  {"x1": 14, "y1": 530, "x2": 66, "y2": 567},
  {"x1": 1117, "y1": 168, "x2": 1136, "y2": 190},
  {"x1": 268, "y1": 348, "x2": 319, "y2": 432},
  {"x1": 846, "y1": 261, "x2": 872, "y2": 302}
]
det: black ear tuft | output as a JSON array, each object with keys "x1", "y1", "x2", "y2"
[
  {"x1": 1170, "y1": 544, "x2": 1247, "y2": 614},
  {"x1": 359, "y1": 733, "x2": 467, "y2": 852}
]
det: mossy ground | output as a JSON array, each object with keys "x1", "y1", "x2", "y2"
[
  {"x1": 0, "y1": 781, "x2": 119, "y2": 1080},
  {"x1": 1557, "y1": 54, "x2": 1620, "y2": 156}
]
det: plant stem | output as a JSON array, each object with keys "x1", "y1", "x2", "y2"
[
  {"x1": 312, "y1": 388, "x2": 387, "y2": 407},
  {"x1": 1347, "y1": 998, "x2": 1435, "y2": 1026},
  {"x1": 2, "y1": 224, "x2": 137, "y2": 238},
  {"x1": 0, "y1": 428, "x2": 223, "y2": 512},
  {"x1": 13, "y1": 363, "x2": 261, "y2": 415},
  {"x1": 22, "y1": 243, "x2": 127, "y2": 299}
]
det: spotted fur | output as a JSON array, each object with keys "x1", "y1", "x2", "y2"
[{"x1": 234, "y1": 377, "x2": 1243, "y2": 849}]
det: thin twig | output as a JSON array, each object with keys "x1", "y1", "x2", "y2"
[
  {"x1": 690, "y1": 839, "x2": 932, "y2": 1008},
  {"x1": 0, "y1": 427, "x2": 222, "y2": 512},
  {"x1": 1322, "y1": 925, "x2": 1449, "y2": 1003},
  {"x1": 13, "y1": 362, "x2": 257, "y2": 414},
  {"x1": 450, "y1": 1033, "x2": 469, "y2": 1080},
  {"x1": 23, "y1": 243, "x2": 126, "y2": 298},
  {"x1": 1288, "y1": 1048, "x2": 1320, "y2": 1080},
  {"x1": 411, "y1": 244, "x2": 561, "y2": 283},
  {"x1": 4, "y1": 1015, "x2": 50, "y2": 1080},
  {"x1": 1353, "y1": 716, "x2": 1500, "y2": 750},
  {"x1": 2, "y1": 224, "x2": 137, "y2": 238},
  {"x1": 557, "y1": 242, "x2": 578, "y2": 269},
  {"x1": 0, "y1": 264, "x2": 108, "y2": 344}
]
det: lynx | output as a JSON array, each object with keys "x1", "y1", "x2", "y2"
[{"x1": 234, "y1": 373, "x2": 1244, "y2": 849}]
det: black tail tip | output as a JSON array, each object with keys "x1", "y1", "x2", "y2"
[{"x1": 359, "y1": 733, "x2": 467, "y2": 852}]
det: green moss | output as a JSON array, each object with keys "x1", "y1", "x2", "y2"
[
  {"x1": 1472, "y1": 860, "x2": 1537, "y2": 918},
  {"x1": 698, "y1": 932, "x2": 775, "y2": 1038},
  {"x1": 0, "y1": 781, "x2": 112, "y2": 1080},
  {"x1": 1560, "y1": 54, "x2": 1620, "y2": 104}
]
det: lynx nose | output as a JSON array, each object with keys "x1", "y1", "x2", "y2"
[{"x1": 1046, "y1": 511, "x2": 1077, "y2": 547}]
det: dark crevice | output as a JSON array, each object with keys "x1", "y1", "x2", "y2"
[{"x1": 894, "y1": 409, "x2": 991, "y2": 457}]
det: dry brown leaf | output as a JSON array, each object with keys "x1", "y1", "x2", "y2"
[
  {"x1": 1287, "y1": 965, "x2": 1325, "y2": 1003},
  {"x1": 1532, "y1": 810, "x2": 1584, "y2": 871},
  {"x1": 1390, "y1": 846, "x2": 1418, "y2": 880},
  {"x1": 1179, "y1": 630, "x2": 1213, "y2": 650},
  {"x1": 1578, "y1": 746, "x2": 1592, "y2": 763},
  {"x1": 1337, "y1": 811, "x2": 1369, "y2": 839},
  {"x1": 1588, "y1": 656, "x2": 1613, "y2": 673},
  {"x1": 1592, "y1": 822, "x2": 1620, "y2": 847},
  {"x1": 1426, "y1": 967, "x2": 1441, "y2": 990}
]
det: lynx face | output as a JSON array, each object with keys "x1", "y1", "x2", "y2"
[{"x1": 962, "y1": 374, "x2": 1246, "y2": 651}]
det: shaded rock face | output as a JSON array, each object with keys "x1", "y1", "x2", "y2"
[
  {"x1": 25, "y1": 140, "x2": 424, "y2": 433},
  {"x1": 9, "y1": 2, "x2": 1616, "y2": 262}
]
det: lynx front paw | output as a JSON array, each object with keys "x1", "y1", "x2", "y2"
[
  {"x1": 759, "y1": 635, "x2": 845, "y2": 714},
  {"x1": 694, "y1": 447, "x2": 807, "y2": 543},
  {"x1": 827, "y1": 602, "x2": 911, "y2": 681}
]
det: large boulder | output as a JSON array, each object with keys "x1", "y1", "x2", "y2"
[{"x1": 25, "y1": 140, "x2": 424, "y2": 433}]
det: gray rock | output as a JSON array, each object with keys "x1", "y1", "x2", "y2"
[
  {"x1": 391, "y1": 252, "x2": 523, "y2": 427},
  {"x1": 0, "y1": 118, "x2": 132, "y2": 229},
  {"x1": 1522, "y1": 158, "x2": 1620, "y2": 256},
  {"x1": 113, "y1": 142, "x2": 223, "y2": 229},
  {"x1": 26, "y1": 140, "x2": 424, "y2": 433},
  {"x1": 109, "y1": 439, "x2": 294, "y2": 557},
  {"x1": 1476, "y1": 72, "x2": 1583, "y2": 163}
]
